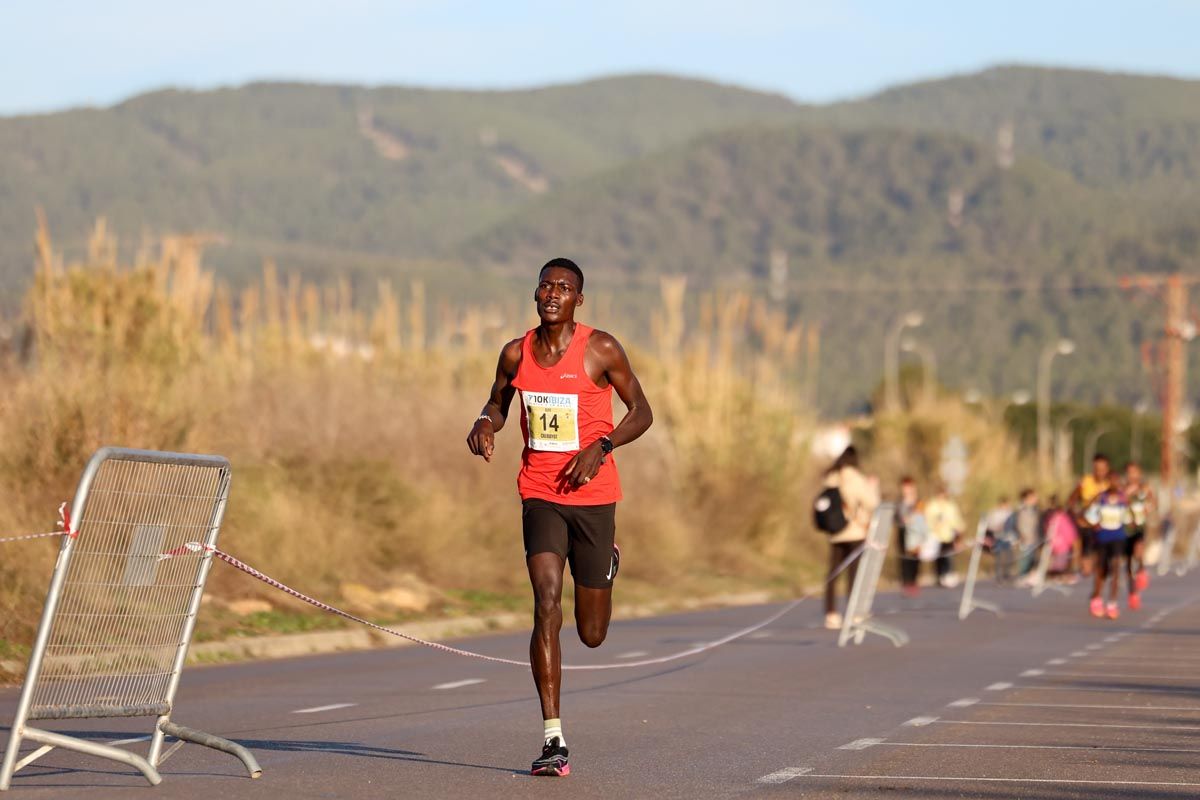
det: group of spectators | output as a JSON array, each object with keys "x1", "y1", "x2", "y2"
[{"x1": 817, "y1": 446, "x2": 1158, "y2": 630}]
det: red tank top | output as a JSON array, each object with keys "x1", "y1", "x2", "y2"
[{"x1": 512, "y1": 323, "x2": 622, "y2": 505}]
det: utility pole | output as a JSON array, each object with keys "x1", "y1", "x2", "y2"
[{"x1": 1121, "y1": 273, "x2": 1198, "y2": 490}]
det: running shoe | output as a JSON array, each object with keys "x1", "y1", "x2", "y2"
[
  {"x1": 1128, "y1": 592, "x2": 1142, "y2": 610},
  {"x1": 531, "y1": 737, "x2": 569, "y2": 777},
  {"x1": 1135, "y1": 570, "x2": 1150, "y2": 592},
  {"x1": 1106, "y1": 602, "x2": 1120, "y2": 620},
  {"x1": 607, "y1": 543, "x2": 620, "y2": 582},
  {"x1": 1089, "y1": 596, "x2": 1105, "y2": 618}
]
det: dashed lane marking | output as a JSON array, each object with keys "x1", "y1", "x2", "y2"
[
  {"x1": 904, "y1": 716, "x2": 939, "y2": 727},
  {"x1": 1046, "y1": 658, "x2": 1067, "y2": 665},
  {"x1": 1070, "y1": 651, "x2": 1089, "y2": 657},
  {"x1": 1020, "y1": 669, "x2": 1044, "y2": 677},
  {"x1": 432, "y1": 679, "x2": 487, "y2": 690},
  {"x1": 838, "y1": 738, "x2": 885, "y2": 750},
  {"x1": 293, "y1": 703, "x2": 358, "y2": 714},
  {"x1": 757, "y1": 767, "x2": 812, "y2": 784},
  {"x1": 1085, "y1": 644, "x2": 1104, "y2": 651},
  {"x1": 985, "y1": 682, "x2": 1012, "y2": 691},
  {"x1": 948, "y1": 698, "x2": 979, "y2": 708}
]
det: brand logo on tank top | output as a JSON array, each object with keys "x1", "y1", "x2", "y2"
[{"x1": 559, "y1": 373, "x2": 577, "y2": 379}]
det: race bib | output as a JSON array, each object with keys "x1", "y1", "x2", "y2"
[{"x1": 523, "y1": 391, "x2": 580, "y2": 452}]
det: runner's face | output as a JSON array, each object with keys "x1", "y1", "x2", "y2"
[
  {"x1": 535, "y1": 267, "x2": 582, "y2": 323},
  {"x1": 1127, "y1": 465, "x2": 1142, "y2": 485},
  {"x1": 1094, "y1": 459, "x2": 1110, "y2": 480}
]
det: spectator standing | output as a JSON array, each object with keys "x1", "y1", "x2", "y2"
[
  {"x1": 924, "y1": 486, "x2": 965, "y2": 588},
  {"x1": 821, "y1": 446, "x2": 880, "y2": 629},
  {"x1": 1014, "y1": 488, "x2": 1041, "y2": 576},
  {"x1": 895, "y1": 476, "x2": 927, "y2": 596}
]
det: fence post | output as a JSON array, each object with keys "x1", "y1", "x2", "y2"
[
  {"x1": 838, "y1": 504, "x2": 907, "y2": 647},
  {"x1": 958, "y1": 519, "x2": 1002, "y2": 620},
  {"x1": 0, "y1": 448, "x2": 260, "y2": 791}
]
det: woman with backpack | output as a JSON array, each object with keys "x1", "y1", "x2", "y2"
[{"x1": 816, "y1": 446, "x2": 880, "y2": 629}]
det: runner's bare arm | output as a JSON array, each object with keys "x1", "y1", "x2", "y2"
[
  {"x1": 467, "y1": 338, "x2": 522, "y2": 463},
  {"x1": 563, "y1": 331, "x2": 653, "y2": 486}
]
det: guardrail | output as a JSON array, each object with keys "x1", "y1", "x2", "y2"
[{"x1": 838, "y1": 504, "x2": 907, "y2": 647}]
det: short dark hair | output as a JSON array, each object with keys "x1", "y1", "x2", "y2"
[
  {"x1": 540, "y1": 257, "x2": 584, "y2": 291},
  {"x1": 1020, "y1": 487, "x2": 1036, "y2": 502},
  {"x1": 1094, "y1": 452, "x2": 1110, "y2": 463},
  {"x1": 900, "y1": 475, "x2": 916, "y2": 485}
]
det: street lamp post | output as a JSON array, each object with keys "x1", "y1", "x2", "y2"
[
  {"x1": 885, "y1": 311, "x2": 924, "y2": 412},
  {"x1": 1131, "y1": 399, "x2": 1151, "y2": 466},
  {"x1": 1054, "y1": 413, "x2": 1087, "y2": 483},
  {"x1": 1037, "y1": 339, "x2": 1076, "y2": 482},
  {"x1": 900, "y1": 338, "x2": 937, "y2": 407},
  {"x1": 1084, "y1": 423, "x2": 1116, "y2": 473}
]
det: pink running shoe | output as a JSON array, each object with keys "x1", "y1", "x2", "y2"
[
  {"x1": 1135, "y1": 570, "x2": 1149, "y2": 592},
  {"x1": 1089, "y1": 596, "x2": 1105, "y2": 618},
  {"x1": 1106, "y1": 602, "x2": 1120, "y2": 620},
  {"x1": 1129, "y1": 592, "x2": 1142, "y2": 610}
]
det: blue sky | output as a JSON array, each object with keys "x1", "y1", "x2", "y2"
[{"x1": 2, "y1": 1, "x2": 1198, "y2": 115}]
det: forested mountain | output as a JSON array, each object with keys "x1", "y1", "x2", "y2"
[{"x1": 3, "y1": 66, "x2": 1198, "y2": 412}]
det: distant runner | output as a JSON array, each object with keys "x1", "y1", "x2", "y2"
[
  {"x1": 1070, "y1": 453, "x2": 1114, "y2": 578},
  {"x1": 1123, "y1": 462, "x2": 1156, "y2": 609},
  {"x1": 466, "y1": 257, "x2": 653, "y2": 777},
  {"x1": 1086, "y1": 482, "x2": 1130, "y2": 620}
]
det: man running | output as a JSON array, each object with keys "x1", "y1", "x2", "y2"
[
  {"x1": 1070, "y1": 453, "x2": 1114, "y2": 578},
  {"x1": 1123, "y1": 462, "x2": 1156, "y2": 608},
  {"x1": 466, "y1": 257, "x2": 653, "y2": 777}
]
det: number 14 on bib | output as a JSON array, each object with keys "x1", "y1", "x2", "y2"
[{"x1": 523, "y1": 391, "x2": 580, "y2": 452}]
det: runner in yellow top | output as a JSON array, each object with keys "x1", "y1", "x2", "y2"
[{"x1": 1070, "y1": 453, "x2": 1114, "y2": 578}]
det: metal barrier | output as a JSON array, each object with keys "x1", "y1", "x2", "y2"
[
  {"x1": 838, "y1": 504, "x2": 906, "y2": 647},
  {"x1": 1174, "y1": 520, "x2": 1200, "y2": 576},
  {"x1": 1157, "y1": 517, "x2": 1179, "y2": 577},
  {"x1": 1, "y1": 448, "x2": 261, "y2": 791},
  {"x1": 958, "y1": 519, "x2": 1002, "y2": 620}
]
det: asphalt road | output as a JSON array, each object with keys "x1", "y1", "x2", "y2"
[{"x1": 3, "y1": 568, "x2": 1200, "y2": 799}]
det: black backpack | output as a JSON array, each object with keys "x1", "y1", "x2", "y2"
[{"x1": 813, "y1": 486, "x2": 849, "y2": 535}]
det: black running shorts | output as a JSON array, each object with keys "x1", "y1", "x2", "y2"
[
  {"x1": 1125, "y1": 527, "x2": 1145, "y2": 557},
  {"x1": 522, "y1": 498, "x2": 617, "y2": 589},
  {"x1": 1095, "y1": 538, "x2": 1123, "y2": 576}
]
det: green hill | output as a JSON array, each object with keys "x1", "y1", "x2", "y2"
[
  {"x1": 3, "y1": 66, "x2": 1199, "y2": 413},
  {"x1": 0, "y1": 75, "x2": 802, "y2": 293}
]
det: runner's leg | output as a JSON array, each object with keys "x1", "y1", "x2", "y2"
[
  {"x1": 528, "y1": 552, "x2": 566, "y2": 719},
  {"x1": 574, "y1": 586, "x2": 612, "y2": 648}
]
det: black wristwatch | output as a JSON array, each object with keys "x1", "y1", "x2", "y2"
[{"x1": 599, "y1": 436, "x2": 614, "y2": 455}]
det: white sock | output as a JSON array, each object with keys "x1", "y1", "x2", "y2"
[{"x1": 544, "y1": 718, "x2": 565, "y2": 747}]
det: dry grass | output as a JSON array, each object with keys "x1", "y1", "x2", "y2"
[{"x1": 0, "y1": 222, "x2": 843, "y2": 655}]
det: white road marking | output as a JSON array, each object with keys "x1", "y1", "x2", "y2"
[
  {"x1": 1008, "y1": 683, "x2": 1200, "y2": 697},
  {"x1": 948, "y1": 698, "x2": 979, "y2": 708},
  {"x1": 936, "y1": 719, "x2": 1200, "y2": 732},
  {"x1": 432, "y1": 679, "x2": 486, "y2": 690},
  {"x1": 1070, "y1": 650, "x2": 1089, "y2": 657},
  {"x1": 617, "y1": 650, "x2": 649, "y2": 658},
  {"x1": 107, "y1": 736, "x2": 151, "y2": 746},
  {"x1": 1085, "y1": 644, "x2": 1103, "y2": 651},
  {"x1": 757, "y1": 767, "x2": 812, "y2": 784},
  {"x1": 1046, "y1": 658, "x2": 1067, "y2": 665},
  {"x1": 985, "y1": 682, "x2": 1012, "y2": 691},
  {"x1": 795, "y1": 773, "x2": 1200, "y2": 788},
  {"x1": 1104, "y1": 635, "x2": 1121, "y2": 643},
  {"x1": 293, "y1": 702, "x2": 358, "y2": 714},
  {"x1": 882, "y1": 741, "x2": 1200, "y2": 754},
  {"x1": 1036, "y1": 670, "x2": 1196, "y2": 681},
  {"x1": 904, "y1": 716, "x2": 939, "y2": 727},
  {"x1": 980, "y1": 701, "x2": 1200, "y2": 712},
  {"x1": 838, "y1": 737, "x2": 884, "y2": 750},
  {"x1": 1020, "y1": 669, "x2": 1044, "y2": 677}
]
